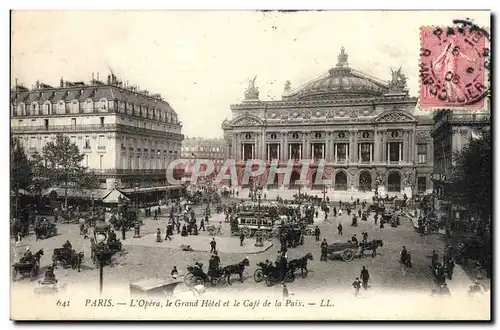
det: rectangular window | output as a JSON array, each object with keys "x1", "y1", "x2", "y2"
[
  {"x1": 360, "y1": 143, "x2": 371, "y2": 162},
  {"x1": 30, "y1": 137, "x2": 37, "y2": 149},
  {"x1": 417, "y1": 144, "x2": 427, "y2": 163},
  {"x1": 417, "y1": 177, "x2": 427, "y2": 193},
  {"x1": 18, "y1": 119, "x2": 23, "y2": 126},
  {"x1": 44, "y1": 119, "x2": 49, "y2": 129},
  {"x1": 337, "y1": 143, "x2": 347, "y2": 161},
  {"x1": 98, "y1": 135, "x2": 105, "y2": 147},
  {"x1": 71, "y1": 118, "x2": 76, "y2": 127},
  {"x1": 389, "y1": 142, "x2": 400, "y2": 162},
  {"x1": 100, "y1": 117, "x2": 105, "y2": 127},
  {"x1": 84, "y1": 136, "x2": 91, "y2": 149}
]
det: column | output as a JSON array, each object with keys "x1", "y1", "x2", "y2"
[
  {"x1": 399, "y1": 142, "x2": 402, "y2": 162},
  {"x1": 358, "y1": 144, "x2": 361, "y2": 162},
  {"x1": 373, "y1": 130, "x2": 379, "y2": 162},
  {"x1": 267, "y1": 144, "x2": 270, "y2": 161},
  {"x1": 299, "y1": 145, "x2": 302, "y2": 160},
  {"x1": 387, "y1": 143, "x2": 390, "y2": 163},
  {"x1": 334, "y1": 143, "x2": 337, "y2": 163},
  {"x1": 311, "y1": 144, "x2": 314, "y2": 160},
  {"x1": 346, "y1": 143, "x2": 349, "y2": 163},
  {"x1": 277, "y1": 145, "x2": 280, "y2": 161},
  {"x1": 370, "y1": 144, "x2": 373, "y2": 162},
  {"x1": 288, "y1": 144, "x2": 292, "y2": 160},
  {"x1": 322, "y1": 144, "x2": 325, "y2": 159},
  {"x1": 382, "y1": 130, "x2": 387, "y2": 161}
]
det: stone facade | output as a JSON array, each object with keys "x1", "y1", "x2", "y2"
[
  {"x1": 10, "y1": 74, "x2": 184, "y2": 190},
  {"x1": 181, "y1": 137, "x2": 226, "y2": 166},
  {"x1": 222, "y1": 48, "x2": 434, "y2": 195}
]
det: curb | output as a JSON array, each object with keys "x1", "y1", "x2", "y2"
[{"x1": 123, "y1": 242, "x2": 274, "y2": 255}]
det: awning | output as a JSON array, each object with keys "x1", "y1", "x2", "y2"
[
  {"x1": 42, "y1": 188, "x2": 110, "y2": 200},
  {"x1": 102, "y1": 189, "x2": 130, "y2": 204},
  {"x1": 120, "y1": 185, "x2": 183, "y2": 194}
]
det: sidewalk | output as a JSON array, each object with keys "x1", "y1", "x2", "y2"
[{"x1": 123, "y1": 233, "x2": 273, "y2": 254}]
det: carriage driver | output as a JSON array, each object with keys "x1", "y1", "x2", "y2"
[
  {"x1": 21, "y1": 247, "x2": 32, "y2": 263},
  {"x1": 194, "y1": 262, "x2": 209, "y2": 282},
  {"x1": 63, "y1": 240, "x2": 73, "y2": 250},
  {"x1": 108, "y1": 229, "x2": 117, "y2": 243},
  {"x1": 43, "y1": 265, "x2": 57, "y2": 284}
]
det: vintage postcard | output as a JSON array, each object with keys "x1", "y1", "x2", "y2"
[{"x1": 9, "y1": 10, "x2": 491, "y2": 320}]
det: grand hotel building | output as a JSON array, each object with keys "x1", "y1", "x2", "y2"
[
  {"x1": 222, "y1": 48, "x2": 434, "y2": 195},
  {"x1": 10, "y1": 73, "x2": 184, "y2": 201}
]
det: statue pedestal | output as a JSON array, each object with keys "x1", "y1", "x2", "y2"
[
  {"x1": 403, "y1": 187, "x2": 413, "y2": 199},
  {"x1": 377, "y1": 186, "x2": 386, "y2": 198}
]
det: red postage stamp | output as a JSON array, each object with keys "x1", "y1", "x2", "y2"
[{"x1": 419, "y1": 25, "x2": 489, "y2": 109}]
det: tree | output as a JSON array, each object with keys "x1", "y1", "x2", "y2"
[
  {"x1": 29, "y1": 151, "x2": 51, "y2": 208},
  {"x1": 41, "y1": 134, "x2": 89, "y2": 209},
  {"x1": 10, "y1": 136, "x2": 32, "y2": 217},
  {"x1": 448, "y1": 127, "x2": 491, "y2": 235}
]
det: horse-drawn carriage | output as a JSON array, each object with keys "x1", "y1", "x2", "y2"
[
  {"x1": 253, "y1": 262, "x2": 294, "y2": 286},
  {"x1": 327, "y1": 240, "x2": 384, "y2": 261},
  {"x1": 90, "y1": 222, "x2": 122, "y2": 266},
  {"x1": 12, "y1": 249, "x2": 44, "y2": 281},
  {"x1": 184, "y1": 258, "x2": 250, "y2": 288},
  {"x1": 52, "y1": 248, "x2": 84, "y2": 269},
  {"x1": 34, "y1": 219, "x2": 57, "y2": 240},
  {"x1": 207, "y1": 224, "x2": 222, "y2": 236}
]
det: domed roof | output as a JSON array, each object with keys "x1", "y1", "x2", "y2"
[{"x1": 284, "y1": 47, "x2": 390, "y2": 100}]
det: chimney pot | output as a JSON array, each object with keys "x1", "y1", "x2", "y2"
[
  {"x1": 92, "y1": 72, "x2": 95, "y2": 81},
  {"x1": 107, "y1": 75, "x2": 111, "y2": 84}
]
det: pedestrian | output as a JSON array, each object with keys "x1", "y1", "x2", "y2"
[
  {"x1": 210, "y1": 238, "x2": 217, "y2": 253},
  {"x1": 351, "y1": 234, "x2": 358, "y2": 245},
  {"x1": 337, "y1": 223, "x2": 343, "y2": 235},
  {"x1": 165, "y1": 224, "x2": 172, "y2": 241},
  {"x1": 352, "y1": 277, "x2": 362, "y2": 296},
  {"x1": 156, "y1": 228, "x2": 162, "y2": 243},
  {"x1": 199, "y1": 218, "x2": 206, "y2": 232},
  {"x1": 339, "y1": 200, "x2": 342, "y2": 208},
  {"x1": 154, "y1": 209, "x2": 158, "y2": 221},
  {"x1": 374, "y1": 213, "x2": 378, "y2": 225},
  {"x1": 121, "y1": 225, "x2": 126, "y2": 240},
  {"x1": 338, "y1": 208, "x2": 343, "y2": 216},
  {"x1": 432, "y1": 250, "x2": 438, "y2": 269},
  {"x1": 282, "y1": 283, "x2": 289, "y2": 300},
  {"x1": 320, "y1": 239, "x2": 328, "y2": 261},
  {"x1": 333, "y1": 207, "x2": 337, "y2": 217},
  {"x1": 360, "y1": 266, "x2": 370, "y2": 290},
  {"x1": 171, "y1": 266, "x2": 178, "y2": 279},
  {"x1": 314, "y1": 226, "x2": 321, "y2": 242},
  {"x1": 362, "y1": 231, "x2": 368, "y2": 244},
  {"x1": 358, "y1": 209, "x2": 362, "y2": 218},
  {"x1": 240, "y1": 232, "x2": 245, "y2": 246}
]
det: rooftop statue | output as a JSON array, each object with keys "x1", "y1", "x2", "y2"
[
  {"x1": 388, "y1": 67, "x2": 407, "y2": 90},
  {"x1": 336, "y1": 47, "x2": 349, "y2": 67},
  {"x1": 244, "y1": 76, "x2": 259, "y2": 100},
  {"x1": 284, "y1": 80, "x2": 291, "y2": 93}
]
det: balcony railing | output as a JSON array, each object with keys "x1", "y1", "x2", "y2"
[
  {"x1": 90, "y1": 169, "x2": 167, "y2": 175},
  {"x1": 11, "y1": 123, "x2": 184, "y2": 138}
]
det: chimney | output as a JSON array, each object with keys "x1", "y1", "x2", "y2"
[
  {"x1": 107, "y1": 75, "x2": 111, "y2": 84},
  {"x1": 92, "y1": 72, "x2": 95, "y2": 82},
  {"x1": 60, "y1": 77, "x2": 64, "y2": 87},
  {"x1": 97, "y1": 72, "x2": 99, "y2": 81},
  {"x1": 36, "y1": 80, "x2": 40, "y2": 89}
]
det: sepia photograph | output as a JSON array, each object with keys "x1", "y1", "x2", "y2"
[{"x1": 9, "y1": 9, "x2": 491, "y2": 320}]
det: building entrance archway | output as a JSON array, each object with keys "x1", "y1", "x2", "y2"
[
  {"x1": 388, "y1": 172, "x2": 401, "y2": 192},
  {"x1": 289, "y1": 171, "x2": 300, "y2": 188},
  {"x1": 359, "y1": 171, "x2": 372, "y2": 192},
  {"x1": 334, "y1": 171, "x2": 347, "y2": 191}
]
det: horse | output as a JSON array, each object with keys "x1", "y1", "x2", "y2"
[
  {"x1": 359, "y1": 239, "x2": 383, "y2": 258},
  {"x1": 222, "y1": 257, "x2": 250, "y2": 285},
  {"x1": 288, "y1": 252, "x2": 313, "y2": 278}
]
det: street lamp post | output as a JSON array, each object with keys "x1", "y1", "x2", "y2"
[
  {"x1": 91, "y1": 193, "x2": 95, "y2": 218},
  {"x1": 134, "y1": 184, "x2": 139, "y2": 208},
  {"x1": 95, "y1": 231, "x2": 107, "y2": 294}
]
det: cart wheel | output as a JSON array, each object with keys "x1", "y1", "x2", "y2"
[
  {"x1": 342, "y1": 249, "x2": 354, "y2": 261},
  {"x1": 285, "y1": 271, "x2": 295, "y2": 282},
  {"x1": 265, "y1": 276, "x2": 273, "y2": 287},
  {"x1": 242, "y1": 227, "x2": 251, "y2": 238},
  {"x1": 253, "y1": 269, "x2": 264, "y2": 283},
  {"x1": 184, "y1": 272, "x2": 195, "y2": 287},
  {"x1": 306, "y1": 229, "x2": 314, "y2": 236},
  {"x1": 60, "y1": 259, "x2": 67, "y2": 269},
  {"x1": 12, "y1": 268, "x2": 18, "y2": 282},
  {"x1": 217, "y1": 276, "x2": 228, "y2": 288}
]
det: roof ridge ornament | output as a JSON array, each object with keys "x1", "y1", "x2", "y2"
[{"x1": 336, "y1": 47, "x2": 349, "y2": 68}]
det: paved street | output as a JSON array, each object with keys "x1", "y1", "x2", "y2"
[{"x1": 11, "y1": 196, "x2": 460, "y2": 299}]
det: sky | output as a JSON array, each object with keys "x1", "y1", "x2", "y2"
[{"x1": 11, "y1": 10, "x2": 490, "y2": 138}]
